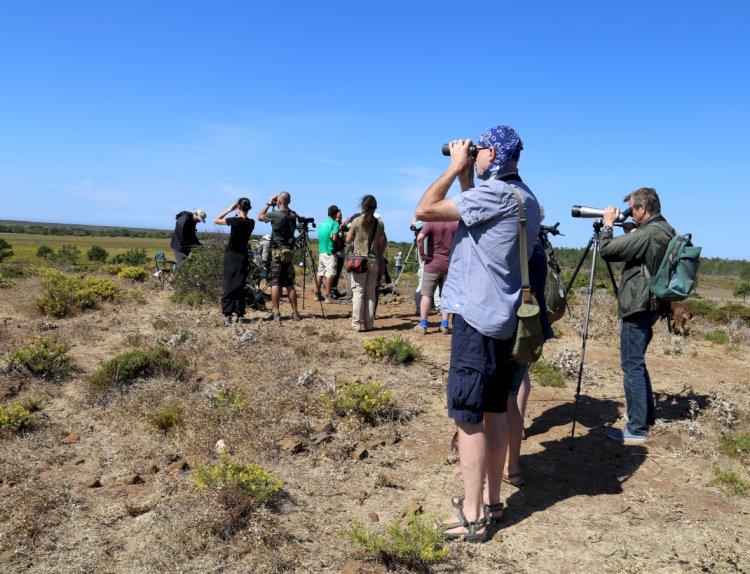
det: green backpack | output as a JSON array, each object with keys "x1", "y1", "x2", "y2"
[{"x1": 644, "y1": 223, "x2": 701, "y2": 302}]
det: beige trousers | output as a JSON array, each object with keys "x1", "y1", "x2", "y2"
[{"x1": 351, "y1": 265, "x2": 378, "y2": 330}]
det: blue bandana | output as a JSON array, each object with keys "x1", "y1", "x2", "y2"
[{"x1": 477, "y1": 125, "x2": 523, "y2": 172}]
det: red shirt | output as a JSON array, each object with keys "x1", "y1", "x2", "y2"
[{"x1": 422, "y1": 221, "x2": 458, "y2": 275}]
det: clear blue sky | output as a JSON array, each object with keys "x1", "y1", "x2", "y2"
[{"x1": 1, "y1": 1, "x2": 747, "y2": 258}]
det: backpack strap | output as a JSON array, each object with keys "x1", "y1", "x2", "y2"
[{"x1": 510, "y1": 186, "x2": 533, "y2": 302}]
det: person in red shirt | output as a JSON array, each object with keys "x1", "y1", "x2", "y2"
[{"x1": 414, "y1": 220, "x2": 458, "y2": 334}]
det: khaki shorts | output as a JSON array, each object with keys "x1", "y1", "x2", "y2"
[
  {"x1": 421, "y1": 271, "x2": 447, "y2": 298},
  {"x1": 317, "y1": 252, "x2": 337, "y2": 278}
]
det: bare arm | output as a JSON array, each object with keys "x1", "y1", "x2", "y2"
[
  {"x1": 415, "y1": 140, "x2": 472, "y2": 222},
  {"x1": 214, "y1": 204, "x2": 236, "y2": 226},
  {"x1": 416, "y1": 232, "x2": 427, "y2": 260},
  {"x1": 257, "y1": 195, "x2": 277, "y2": 222}
]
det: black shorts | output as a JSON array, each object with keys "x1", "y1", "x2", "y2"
[
  {"x1": 447, "y1": 314, "x2": 514, "y2": 424},
  {"x1": 270, "y1": 260, "x2": 295, "y2": 288}
]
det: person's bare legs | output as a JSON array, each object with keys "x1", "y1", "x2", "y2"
[
  {"x1": 444, "y1": 421, "x2": 487, "y2": 535},
  {"x1": 271, "y1": 285, "x2": 281, "y2": 314},
  {"x1": 288, "y1": 286, "x2": 299, "y2": 315},
  {"x1": 517, "y1": 371, "x2": 531, "y2": 420},
  {"x1": 505, "y1": 394, "x2": 523, "y2": 479},
  {"x1": 419, "y1": 292, "x2": 432, "y2": 324},
  {"x1": 483, "y1": 411, "x2": 507, "y2": 520}
]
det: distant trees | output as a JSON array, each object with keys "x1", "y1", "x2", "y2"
[{"x1": 734, "y1": 283, "x2": 750, "y2": 302}]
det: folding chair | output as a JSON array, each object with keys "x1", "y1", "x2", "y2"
[{"x1": 154, "y1": 251, "x2": 176, "y2": 289}]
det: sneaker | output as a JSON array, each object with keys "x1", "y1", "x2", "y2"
[
  {"x1": 439, "y1": 325, "x2": 451, "y2": 334},
  {"x1": 314, "y1": 292, "x2": 325, "y2": 302},
  {"x1": 272, "y1": 312, "x2": 281, "y2": 323},
  {"x1": 324, "y1": 296, "x2": 334, "y2": 303},
  {"x1": 413, "y1": 324, "x2": 427, "y2": 335},
  {"x1": 605, "y1": 427, "x2": 647, "y2": 443},
  {"x1": 292, "y1": 313, "x2": 302, "y2": 321},
  {"x1": 223, "y1": 316, "x2": 233, "y2": 326}
]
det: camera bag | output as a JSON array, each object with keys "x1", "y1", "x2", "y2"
[
  {"x1": 510, "y1": 187, "x2": 544, "y2": 364},
  {"x1": 345, "y1": 217, "x2": 378, "y2": 274},
  {"x1": 643, "y1": 223, "x2": 701, "y2": 302},
  {"x1": 544, "y1": 244, "x2": 567, "y2": 323}
]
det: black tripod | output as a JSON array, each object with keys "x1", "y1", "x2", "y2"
[
  {"x1": 565, "y1": 219, "x2": 619, "y2": 449},
  {"x1": 295, "y1": 223, "x2": 326, "y2": 317}
]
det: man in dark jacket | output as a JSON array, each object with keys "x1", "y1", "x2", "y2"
[
  {"x1": 601, "y1": 187, "x2": 674, "y2": 443},
  {"x1": 170, "y1": 209, "x2": 206, "y2": 268}
]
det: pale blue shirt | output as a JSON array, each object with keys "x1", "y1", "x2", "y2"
[{"x1": 440, "y1": 172, "x2": 541, "y2": 339}]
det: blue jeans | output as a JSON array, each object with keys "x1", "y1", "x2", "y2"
[{"x1": 620, "y1": 311, "x2": 658, "y2": 436}]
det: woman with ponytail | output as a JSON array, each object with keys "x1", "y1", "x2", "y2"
[
  {"x1": 215, "y1": 198, "x2": 255, "y2": 324},
  {"x1": 345, "y1": 195, "x2": 386, "y2": 331}
]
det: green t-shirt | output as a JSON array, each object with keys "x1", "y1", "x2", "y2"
[{"x1": 317, "y1": 217, "x2": 340, "y2": 255}]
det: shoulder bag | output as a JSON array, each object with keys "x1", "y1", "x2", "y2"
[{"x1": 346, "y1": 218, "x2": 378, "y2": 274}]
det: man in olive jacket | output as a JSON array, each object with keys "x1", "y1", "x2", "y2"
[{"x1": 600, "y1": 187, "x2": 674, "y2": 443}]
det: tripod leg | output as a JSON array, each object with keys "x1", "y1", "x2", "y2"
[
  {"x1": 386, "y1": 240, "x2": 416, "y2": 306},
  {"x1": 304, "y1": 239, "x2": 326, "y2": 318},
  {"x1": 570, "y1": 236, "x2": 601, "y2": 449},
  {"x1": 565, "y1": 236, "x2": 595, "y2": 296}
]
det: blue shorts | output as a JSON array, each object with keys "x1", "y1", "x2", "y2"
[{"x1": 447, "y1": 314, "x2": 514, "y2": 424}]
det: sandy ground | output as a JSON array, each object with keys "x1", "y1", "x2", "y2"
[{"x1": 1, "y1": 274, "x2": 749, "y2": 573}]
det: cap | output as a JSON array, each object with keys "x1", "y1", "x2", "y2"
[{"x1": 194, "y1": 209, "x2": 207, "y2": 223}]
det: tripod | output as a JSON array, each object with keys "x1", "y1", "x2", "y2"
[
  {"x1": 295, "y1": 224, "x2": 326, "y2": 317},
  {"x1": 565, "y1": 219, "x2": 619, "y2": 449},
  {"x1": 386, "y1": 235, "x2": 418, "y2": 306}
]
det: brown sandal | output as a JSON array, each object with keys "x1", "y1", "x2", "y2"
[{"x1": 503, "y1": 472, "x2": 525, "y2": 487}]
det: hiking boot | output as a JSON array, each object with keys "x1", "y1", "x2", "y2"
[
  {"x1": 413, "y1": 324, "x2": 427, "y2": 335},
  {"x1": 223, "y1": 315, "x2": 233, "y2": 326},
  {"x1": 314, "y1": 292, "x2": 325, "y2": 302},
  {"x1": 324, "y1": 296, "x2": 334, "y2": 304},
  {"x1": 439, "y1": 325, "x2": 451, "y2": 334}
]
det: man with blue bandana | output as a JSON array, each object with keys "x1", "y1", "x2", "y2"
[{"x1": 416, "y1": 125, "x2": 541, "y2": 542}]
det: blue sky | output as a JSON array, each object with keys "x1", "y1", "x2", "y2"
[{"x1": 1, "y1": 1, "x2": 747, "y2": 258}]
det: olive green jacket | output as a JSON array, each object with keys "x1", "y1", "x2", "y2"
[{"x1": 600, "y1": 214, "x2": 674, "y2": 318}]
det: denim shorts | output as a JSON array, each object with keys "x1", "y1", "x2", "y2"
[{"x1": 447, "y1": 314, "x2": 514, "y2": 424}]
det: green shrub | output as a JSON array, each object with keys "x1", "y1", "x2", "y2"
[
  {"x1": 148, "y1": 402, "x2": 182, "y2": 435},
  {"x1": 708, "y1": 302, "x2": 750, "y2": 327},
  {"x1": 35, "y1": 269, "x2": 120, "y2": 317},
  {"x1": 325, "y1": 380, "x2": 393, "y2": 424},
  {"x1": 0, "y1": 272, "x2": 14, "y2": 288},
  {"x1": 36, "y1": 244, "x2": 53, "y2": 258},
  {"x1": 88, "y1": 346, "x2": 183, "y2": 388},
  {"x1": 86, "y1": 245, "x2": 109, "y2": 262},
  {"x1": 735, "y1": 283, "x2": 750, "y2": 301},
  {"x1": 117, "y1": 266, "x2": 149, "y2": 282},
  {"x1": 719, "y1": 432, "x2": 750, "y2": 461},
  {"x1": 170, "y1": 240, "x2": 225, "y2": 304},
  {"x1": 363, "y1": 335, "x2": 421, "y2": 364},
  {"x1": 47, "y1": 244, "x2": 81, "y2": 265},
  {"x1": 704, "y1": 330, "x2": 729, "y2": 345},
  {"x1": 7, "y1": 336, "x2": 73, "y2": 379},
  {"x1": 193, "y1": 455, "x2": 284, "y2": 504},
  {"x1": 683, "y1": 297, "x2": 716, "y2": 318},
  {"x1": 712, "y1": 467, "x2": 749, "y2": 497},
  {"x1": 0, "y1": 403, "x2": 37, "y2": 432},
  {"x1": 216, "y1": 387, "x2": 247, "y2": 409},
  {"x1": 21, "y1": 395, "x2": 46, "y2": 412},
  {"x1": 99, "y1": 264, "x2": 124, "y2": 275},
  {"x1": 129, "y1": 288, "x2": 145, "y2": 302},
  {"x1": 110, "y1": 248, "x2": 148, "y2": 266},
  {"x1": 529, "y1": 360, "x2": 566, "y2": 388},
  {"x1": 0, "y1": 239, "x2": 13, "y2": 262},
  {"x1": 344, "y1": 513, "x2": 449, "y2": 569}
]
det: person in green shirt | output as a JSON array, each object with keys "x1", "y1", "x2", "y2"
[{"x1": 314, "y1": 205, "x2": 340, "y2": 302}]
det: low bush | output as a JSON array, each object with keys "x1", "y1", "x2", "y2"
[
  {"x1": 47, "y1": 244, "x2": 81, "y2": 266},
  {"x1": 22, "y1": 395, "x2": 46, "y2": 412},
  {"x1": 719, "y1": 432, "x2": 750, "y2": 462},
  {"x1": 193, "y1": 455, "x2": 284, "y2": 505},
  {"x1": 170, "y1": 240, "x2": 224, "y2": 304},
  {"x1": 7, "y1": 336, "x2": 73, "y2": 379},
  {"x1": 712, "y1": 467, "x2": 749, "y2": 497},
  {"x1": 325, "y1": 380, "x2": 393, "y2": 424},
  {"x1": 99, "y1": 264, "x2": 124, "y2": 275},
  {"x1": 364, "y1": 336, "x2": 420, "y2": 364},
  {"x1": 0, "y1": 272, "x2": 14, "y2": 288},
  {"x1": 110, "y1": 248, "x2": 148, "y2": 266},
  {"x1": 117, "y1": 266, "x2": 149, "y2": 282},
  {"x1": 0, "y1": 238, "x2": 13, "y2": 262},
  {"x1": 0, "y1": 403, "x2": 37, "y2": 433},
  {"x1": 215, "y1": 387, "x2": 247, "y2": 409},
  {"x1": 88, "y1": 346, "x2": 183, "y2": 388},
  {"x1": 86, "y1": 245, "x2": 109, "y2": 262},
  {"x1": 148, "y1": 402, "x2": 182, "y2": 436},
  {"x1": 36, "y1": 244, "x2": 53, "y2": 258},
  {"x1": 529, "y1": 360, "x2": 566, "y2": 388},
  {"x1": 35, "y1": 269, "x2": 120, "y2": 317},
  {"x1": 344, "y1": 512, "x2": 449, "y2": 569},
  {"x1": 704, "y1": 330, "x2": 729, "y2": 345}
]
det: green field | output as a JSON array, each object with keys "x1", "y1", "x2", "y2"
[{"x1": 0, "y1": 232, "x2": 173, "y2": 263}]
